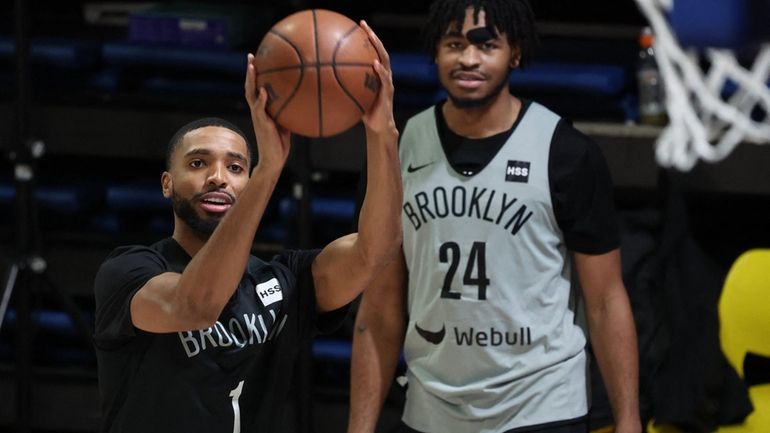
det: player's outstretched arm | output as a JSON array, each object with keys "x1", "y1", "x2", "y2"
[
  {"x1": 129, "y1": 57, "x2": 290, "y2": 333},
  {"x1": 311, "y1": 21, "x2": 402, "y2": 312},
  {"x1": 348, "y1": 253, "x2": 407, "y2": 433},
  {"x1": 575, "y1": 249, "x2": 642, "y2": 433}
]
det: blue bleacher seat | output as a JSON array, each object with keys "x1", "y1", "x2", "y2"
[
  {"x1": 0, "y1": 308, "x2": 95, "y2": 365},
  {"x1": 389, "y1": 52, "x2": 627, "y2": 96},
  {"x1": 312, "y1": 339, "x2": 352, "y2": 362},
  {"x1": 278, "y1": 196, "x2": 356, "y2": 221},
  {"x1": 105, "y1": 182, "x2": 169, "y2": 212},
  {"x1": 144, "y1": 76, "x2": 243, "y2": 96},
  {"x1": 390, "y1": 52, "x2": 438, "y2": 86},
  {"x1": 312, "y1": 338, "x2": 406, "y2": 366},
  {"x1": 102, "y1": 41, "x2": 243, "y2": 75},
  {"x1": 0, "y1": 308, "x2": 94, "y2": 339},
  {"x1": 0, "y1": 37, "x2": 100, "y2": 69},
  {"x1": 0, "y1": 182, "x2": 102, "y2": 214},
  {"x1": 509, "y1": 62, "x2": 627, "y2": 96},
  {"x1": 670, "y1": 0, "x2": 770, "y2": 48},
  {"x1": 387, "y1": 52, "x2": 629, "y2": 112}
]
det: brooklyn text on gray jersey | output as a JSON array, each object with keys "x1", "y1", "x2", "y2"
[{"x1": 403, "y1": 185, "x2": 534, "y2": 235}]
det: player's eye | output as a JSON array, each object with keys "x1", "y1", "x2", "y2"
[
  {"x1": 189, "y1": 159, "x2": 204, "y2": 168},
  {"x1": 228, "y1": 164, "x2": 244, "y2": 173}
]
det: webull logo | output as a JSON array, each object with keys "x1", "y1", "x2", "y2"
[{"x1": 415, "y1": 323, "x2": 532, "y2": 347}]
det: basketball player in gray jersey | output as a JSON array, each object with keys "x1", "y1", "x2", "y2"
[{"x1": 348, "y1": 1, "x2": 641, "y2": 433}]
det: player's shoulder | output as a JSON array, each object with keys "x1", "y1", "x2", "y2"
[
  {"x1": 546, "y1": 117, "x2": 612, "y2": 186},
  {"x1": 404, "y1": 105, "x2": 438, "y2": 131},
  {"x1": 101, "y1": 244, "x2": 158, "y2": 268},
  {"x1": 98, "y1": 238, "x2": 178, "y2": 275},
  {"x1": 554, "y1": 118, "x2": 591, "y2": 142},
  {"x1": 245, "y1": 254, "x2": 271, "y2": 275},
  {"x1": 93, "y1": 242, "x2": 168, "y2": 301},
  {"x1": 549, "y1": 117, "x2": 603, "y2": 162},
  {"x1": 401, "y1": 105, "x2": 440, "y2": 152},
  {"x1": 265, "y1": 249, "x2": 320, "y2": 277}
]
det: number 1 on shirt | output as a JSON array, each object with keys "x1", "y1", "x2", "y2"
[{"x1": 230, "y1": 380, "x2": 244, "y2": 433}]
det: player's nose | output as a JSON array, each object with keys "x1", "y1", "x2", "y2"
[
  {"x1": 206, "y1": 163, "x2": 227, "y2": 188},
  {"x1": 458, "y1": 45, "x2": 481, "y2": 67}
]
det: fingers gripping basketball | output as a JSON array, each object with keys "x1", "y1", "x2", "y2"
[{"x1": 254, "y1": 9, "x2": 381, "y2": 138}]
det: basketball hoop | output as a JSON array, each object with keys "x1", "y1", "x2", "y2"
[{"x1": 635, "y1": 0, "x2": 770, "y2": 171}]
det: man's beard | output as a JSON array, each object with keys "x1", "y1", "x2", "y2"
[
  {"x1": 171, "y1": 190, "x2": 220, "y2": 237},
  {"x1": 446, "y1": 71, "x2": 510, "y2": 108}
]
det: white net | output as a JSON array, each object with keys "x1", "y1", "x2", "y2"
[{"x1": 635, "y1": 0, "x2": 770, "y2": 171}]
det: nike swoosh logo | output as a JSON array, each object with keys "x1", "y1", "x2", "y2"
[
  {"x1": 414, "y1": 323, "x2": 445, "y2": 344},
  {"x1": 407, "y1": 162, "x2": 434, "y2": 173}
]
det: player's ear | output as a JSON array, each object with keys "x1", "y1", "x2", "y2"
[
  {"x1": 161, "y1": 172, "x2": 173, "y2": 198},
  {"x1": 510, "y1": 44, "x2": 522, "y2": 69}
]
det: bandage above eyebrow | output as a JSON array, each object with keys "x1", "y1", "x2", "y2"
[{"x1": 466, "y1": 27, "x2": 497, "y2": 43}]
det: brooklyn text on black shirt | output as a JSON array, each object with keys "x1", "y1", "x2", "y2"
[{"x1": 178, "y1": 309, "x2": 288, "y2": 358}]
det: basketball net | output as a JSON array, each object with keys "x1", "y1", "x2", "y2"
[{"x1": 635, "y1": 0, "x2": 770, "y2": 171}]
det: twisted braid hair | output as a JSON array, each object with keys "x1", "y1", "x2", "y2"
[{"x1": 422, "y1": 0, "x2": 538, "y2": 67}]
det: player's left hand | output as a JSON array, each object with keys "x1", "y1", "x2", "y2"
[
  {"x1": 245, "y1": 53, "x2": 291, "y2": 174},
  {"x1": 359, "y1": 21, "x2": 398, "y2": 139}
]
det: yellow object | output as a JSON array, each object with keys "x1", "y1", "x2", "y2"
[
  {"x1": 648, "y1": 249, "x2": 770, "y2": 433},
  {"x1": 715, "y1": 249, "x2": 770, "y2": 432},
  {"x1": 719, "y1": 250, "x2": 770, "y2": 377},
  {"x1": 646, "y1": 422, "x2": 683, "y2": 433}
]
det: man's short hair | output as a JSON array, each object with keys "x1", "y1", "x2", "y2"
[{"x1": 166, "y1": 117, "x2": 256, "y2": 170}]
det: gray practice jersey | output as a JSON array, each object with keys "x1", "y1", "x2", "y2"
[{"x1": 400, "y1": 102, "x2": 588, "y2": 432}]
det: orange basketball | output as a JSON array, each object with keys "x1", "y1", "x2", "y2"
[{"x1": 254, "y1": 9, "x2": 381, "y2": 138}]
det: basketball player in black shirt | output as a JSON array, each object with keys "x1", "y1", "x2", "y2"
[{"x1": 93, "y1": 22, "x2": 401, "y2": 433}]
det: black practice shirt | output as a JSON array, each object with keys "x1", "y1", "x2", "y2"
[{"x1": 93, "y1": 238, "x2": 346, "y2": 433}]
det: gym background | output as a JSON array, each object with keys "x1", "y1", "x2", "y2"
[{"x1": 1, "y1": 0, "x2": 768, "y2": 432}]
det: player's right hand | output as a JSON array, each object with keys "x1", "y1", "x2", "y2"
[{"x1": 245, "y1": 53, "x2": 291, "y2": 174}]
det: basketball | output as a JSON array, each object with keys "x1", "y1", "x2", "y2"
[{"x1": 254, "y1": 9, "x2": 381, "y2": 138}]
